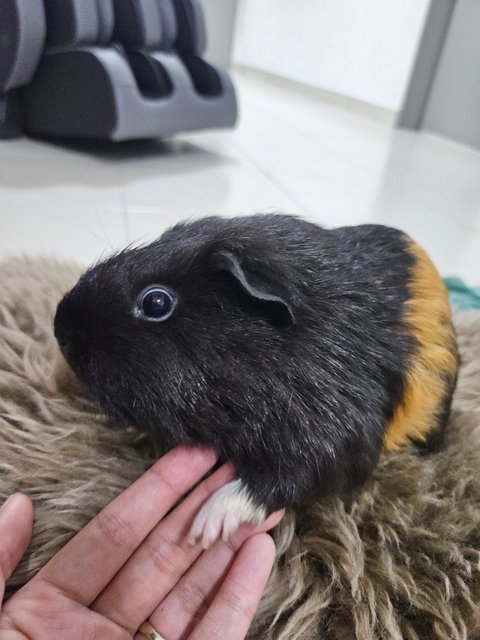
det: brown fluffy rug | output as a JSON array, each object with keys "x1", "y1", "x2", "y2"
[{"x1": 1, "y1": 256, "x2": 480, "y2": 640}]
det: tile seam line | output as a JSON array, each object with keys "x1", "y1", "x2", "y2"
[{"x1": 227, "y1": 138, "x2": 312, "y2": 215}]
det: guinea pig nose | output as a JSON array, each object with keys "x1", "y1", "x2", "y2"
[
  {"x1": 54, "y1": 309, "x2": 71, "y2": 345},
  {"x1": 54, "y1": 296, "x2": 87, "y2": 354}
]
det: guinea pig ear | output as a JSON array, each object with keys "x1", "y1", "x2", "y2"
[{"x1": 212, "y1": 251, "x2": 295, "y2": 328}]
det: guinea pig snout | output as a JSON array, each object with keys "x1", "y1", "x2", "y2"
[{"x1": 54, "y1": 295, "x2": 89, "y2": 360}]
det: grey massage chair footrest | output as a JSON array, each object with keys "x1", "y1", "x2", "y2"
[{"x1": 0, "y1": 0, "x2": 237, "y2": 141}]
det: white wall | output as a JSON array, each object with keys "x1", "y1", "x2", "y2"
[{"x1": 233, "y1": 0, "x2": 430, "y2": 112}]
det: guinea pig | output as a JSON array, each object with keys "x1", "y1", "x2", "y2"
[{"x1": 54, "y1": 214, "x2": 459, "y2": 548}]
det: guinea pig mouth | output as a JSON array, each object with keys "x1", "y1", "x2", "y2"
[
  {"x1": 57, "y1": 338, "x2": 73, "y2": 361},
  {"x1": 55, "y1": 337, "x2": 88, "y2": 376},
  {"x1": 98, "y1": 399, "x2": 133, "y2": 429},
  {"x1": 94, "y1": 391, "x2": 154, "y2": 434},
  {"x1": 54, "y1": 327, "x2": 87, "y2": 369}
]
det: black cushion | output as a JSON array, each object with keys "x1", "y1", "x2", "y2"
[
  {"x1": 172, "y1": 0, "x2": 206, "y2": 56},
  {"x1": 112, "y1": 0, "x2": 163, "y2": 49},
  {"x1": 0, "y1": 0, "x2": 46, "y2": 92},
  {"x1": 43, "y1": 0, "x2": 115, "y2": 48},
  {"x1": 182, "y1": 55, "x2": 223, "y2": 96},
  {"x1": 126, "y1": 51, "x2": 174, "y2": 97}
]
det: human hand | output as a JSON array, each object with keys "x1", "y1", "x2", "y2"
[{"x1": 0, "y1": 447, "x2": 283, "y2": 639}]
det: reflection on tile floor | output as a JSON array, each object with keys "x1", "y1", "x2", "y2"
[{"x1": 0, "y1": 69, "x2": 479, "y2": 283}]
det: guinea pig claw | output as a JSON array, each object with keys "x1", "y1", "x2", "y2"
[
  {"x1": 188, "y1": 503, "x2": 224, "y2": 549},
  {"x1": 222, "y1": 507, "x2": 242, "y2": 542},
  {"x1": 187, "y1": 515, "x2": 206, "y2": 547},
  {"x1": 188, "y1": 479, "x2": 265, "y2": 549},
  {"x1": 187, "y1": 503, "x2": 220, "y2": 549}
]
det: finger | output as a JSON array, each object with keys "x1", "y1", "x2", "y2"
[
  {"x1": 31, "y1": 446, "x2": 217, "y2": 606},
  {"x1": 92, "y1": 463, "x2": 236, "y2": 633},
  {"x1": 189, "y1": 534, "x2": 276, "y2": 640},
  {"x1": 0, "y1": 494, "x2": 34, "y2": 602},
  {"x1": 143, "y1": 510, "x2": 283, "y2": 640}
]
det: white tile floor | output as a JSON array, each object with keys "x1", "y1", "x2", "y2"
[{"x1": 1, "y1": 69, "x2": 479, "y2": 284}]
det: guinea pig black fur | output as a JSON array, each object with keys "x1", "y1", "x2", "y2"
[{"x1": 54, "y1": 214, "x2": 458, "y2": 547}]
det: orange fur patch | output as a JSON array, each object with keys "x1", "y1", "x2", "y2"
[{"x1": 383, "y1": 240, "x2": 458, "y2": 451}]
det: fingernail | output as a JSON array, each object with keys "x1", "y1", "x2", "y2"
[{"x1": 0, "y1": 494, "x2": 19, "y2": 517}]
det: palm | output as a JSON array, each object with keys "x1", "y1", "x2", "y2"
[{"x1": 0, "y1": 448, "x2": 282, "y2": 640}]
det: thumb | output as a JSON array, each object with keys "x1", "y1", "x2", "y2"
[{"x1": 0, "y1": 494, "x2": 34, "y2": 604}]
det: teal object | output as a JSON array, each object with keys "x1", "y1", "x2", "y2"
[{"x1": 444, "y1": 277, "x2": 480, "y2": 310}]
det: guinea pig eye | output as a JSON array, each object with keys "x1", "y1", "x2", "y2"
[{"x1": 136, "y1": 286, "x2": 176, "y2": 322}]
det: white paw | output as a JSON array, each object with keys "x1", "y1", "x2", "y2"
[{"x1": 188, "y1": 479, "x2": 266, "y2": 549}]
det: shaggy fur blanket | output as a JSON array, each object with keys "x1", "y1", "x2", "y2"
[{"x1": 0, "y1": 256, "x2": 480, "y2": 640}]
